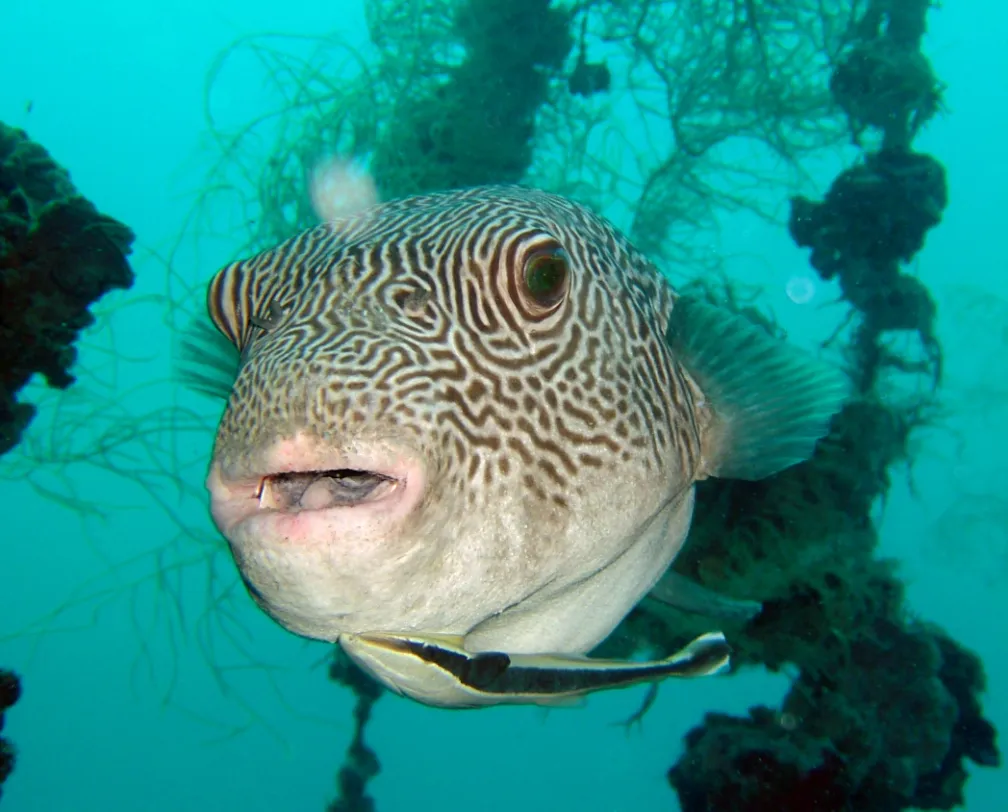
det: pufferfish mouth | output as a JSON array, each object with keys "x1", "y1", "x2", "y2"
[
  {"x1": 257, "y1": 469, "x2": 398, "y2": 511},
  {"x1": 206, "y1": 438, "x2": 426, "y2": 539}
]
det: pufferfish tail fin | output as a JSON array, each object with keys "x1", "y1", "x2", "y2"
[{"x1": 666, "y1": 295, "x2": 849, "y2": 481}]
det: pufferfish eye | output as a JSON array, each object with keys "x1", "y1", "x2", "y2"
[{"x1": 522, "y1": 246, "x2": 570, "y2": 309}]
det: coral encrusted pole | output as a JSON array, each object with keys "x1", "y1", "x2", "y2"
[{"x1": 665, "y1": 2, "x2": 999, "y2": 810}]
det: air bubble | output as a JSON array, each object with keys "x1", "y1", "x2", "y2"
[
  {"x1": 785, "y1": 275, "x2": 816, "y2": 305},
  {"x1": 309, "y1": 156, "x2": 378, "y2": 223}
]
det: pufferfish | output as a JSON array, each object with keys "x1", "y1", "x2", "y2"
[{"x1": 181, "y1": 184, "x2": 847, "y2": 709}]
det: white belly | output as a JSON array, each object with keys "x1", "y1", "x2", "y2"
[{"x1": 463, "y1": 487, "x2": 696, "y2": 654}]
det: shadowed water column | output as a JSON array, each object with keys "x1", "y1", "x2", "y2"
[{"x1": 0, "y1": 122, "x2": 136, "y2": 805}]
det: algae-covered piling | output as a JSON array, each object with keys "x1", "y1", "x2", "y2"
[{"x1": 658, "y1": 1, "x2": 1000, "y2": 807}]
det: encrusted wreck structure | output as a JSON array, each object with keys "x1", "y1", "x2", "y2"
[{"x1": 6, "y1": 0, "x2": 997, "y2": 810}]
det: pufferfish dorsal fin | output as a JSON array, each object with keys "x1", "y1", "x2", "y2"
[{"x1": 666, "y1": 295, "x2": 849, "y2": 481}]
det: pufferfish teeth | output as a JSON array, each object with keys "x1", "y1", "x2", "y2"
[{"x1": 256, "y1": 470, "x2": 396, "y2": 512}]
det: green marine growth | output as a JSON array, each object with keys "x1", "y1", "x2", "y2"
[
  {"x1": 368, "y1": 0, "x2": 573, "y2": 201},
  {"x1": 0, "y1": 122, "x2": 135, "y2": 456}
]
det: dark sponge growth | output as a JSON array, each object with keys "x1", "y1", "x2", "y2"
[
  {"x1": 789, "y1": 150, "x2": 947, "y2": 281},
  {"x1": 0, "y1": 121, "x2": 135, "y2": 456},
  {"x1": 0, "y1": 670, "x2": 21, "y2": 803},
  {"x1": 789, "y1": 149, "x2": 946, "y2": 352}
]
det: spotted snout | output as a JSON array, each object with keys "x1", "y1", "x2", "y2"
[{"x1": 206, "y1": 433, "x2": 431, "y2": 641}]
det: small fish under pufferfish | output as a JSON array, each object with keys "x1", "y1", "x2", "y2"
[{"x1": 179, "y1": 184, "x2": 848, "y2": 709}]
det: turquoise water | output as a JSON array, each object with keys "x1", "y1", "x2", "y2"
[{"x1": 1, "y1": 1, "x2": 1005, "y2": 809}]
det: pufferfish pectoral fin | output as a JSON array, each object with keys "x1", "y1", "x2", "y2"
[
  {"x1": 338, "y1": 630, "x2": 731, "y2": 710},
  {"x1": 173, "y1": 315, "x2": 241, "y2": 401},
  {"x1": 647, "y1": 570, "x2": 762, "y2": 624},
  {"x1": 666, "y1": 294, "x2": 850, "y2": 481}
]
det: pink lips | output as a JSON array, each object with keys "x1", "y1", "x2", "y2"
[{"x1": 206, "y1": 434, "x2": 426, "y2": 540}]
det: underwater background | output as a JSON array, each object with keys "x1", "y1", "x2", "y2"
[{"x1": 0, "y1": 0, "x2": 1005, "y2": 810}]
